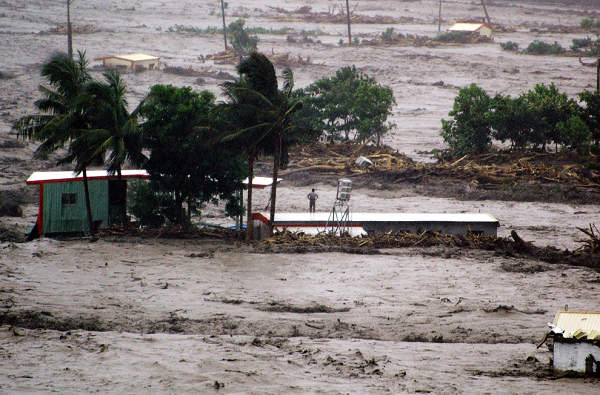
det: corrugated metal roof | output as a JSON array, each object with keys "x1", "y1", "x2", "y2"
[
  {"x1": 96, "y1": 53, "x2": 160, "y2": 62},
  {"x1": 27, "y1": 170, "x2": 149, "y2": 184},
  {"x1": 448, "y1": 23, "x2": 492, "y2": 32},
  {"x1": 253, "y1": 212, "x2": 498, "y2": 224},
  {"x1": 553, "y1": 311, "x2": 600, "y2": 339}
]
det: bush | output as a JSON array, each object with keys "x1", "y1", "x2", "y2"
[
  {"x1": 296, "y1": 66, "x2": 396, "y2": 145},
  {"x1": 129, "y1": 181, "x2": 175, "y2": 228},
  {"x1": 228, "y1": 19, "x2": 259, "y2": 56},
  {"x1": 381, "y1": 27, "x2": 405, "y2": 43},
  {"x1": 440, "y1": 83, "x2": 493, "y2": 156},
  {"x1": 572, "y1": 37, "x2": 592, "y2": 49},
  {"x1": 524, "y1": 41, "x2": 565, "y2": 55},
  {"x1": 500, "y1": 41, "x2": 519, "y2": 51},
  {"x1": 558, "y1": 115, "x2": 592, "y2": 154},
  {"x1": 581, "y1": 18, "x2": 595, "y2": 29},
  {"x1": 435, "y1": 31, "x2": 471, "y2": 44}
]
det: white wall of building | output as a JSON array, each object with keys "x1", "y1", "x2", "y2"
[{"x1": 554, "y1": 341, "x2": 600, "y2": 373}]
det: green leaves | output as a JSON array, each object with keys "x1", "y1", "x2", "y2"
[
  {"x1": 138, "y1": 84, "x2": 245, "y2": 225},
  {"x1": 442, "y1": 83, "x2": 593, "y2": 156},
  {"x1": 228, "y1": 19, "x2": 259, "y2": 57},
  {"x1": 297, "y1": 66, "x2": 396, "y2": 145},
  {"x1": 440, "y1": 83, "x2": 493, "y2": 156}
]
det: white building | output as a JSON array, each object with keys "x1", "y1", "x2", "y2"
[
  {"x1": 550, "y1": 311, "x2": 600, "y2": 375},
  {"x1": 95, "y1": 53, "x2": 160, "y2": 70},
  {"x1": 447, "y1": 23, "x2": 494, "y2": 38}
]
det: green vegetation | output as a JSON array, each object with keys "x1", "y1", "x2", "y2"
[
  {"x1": 500, "y1": 41, "x2": 519, "y2": 51},
  {"x1": 381, "y1": 27, "x2": 403, "y2": 42},
  {"x1": 138, "y1": 85, "x2": 245, "y2": 225},
  {"x1": 14, "y1": 50, "x2": 400, "y2": 237},
  {"x1": 168, "y1": 24, "x2": 321, "y2": 36},
  {"x1": 12, "y1": 51, "x2": 101, "y2": 238},
  {"x1": 167, "y1": 25, "x2": 222, "y2": 34},
  {"x1": 441, "y1": 83, "x2": 598, "y2": 157},
  {"x1": 440, "y1": 84, "x2": 493, "y2": 156},
  {"x1": 580, "y1": 18, "x2": 600, "y2": 29},
  {"x1": 227, "y1": 19, "x2": 259, "y2": 56},
  {"x1": 524, "y1": 40, "x2": 566, "y2": 55},
  {"x1": 571, "y1": 36, "x2": 600, "y2": 56},
  {"x1": 219, "y1": 53, "x2": 315, "y2": 239},
  {"x1": 434, "y1": 31, "x2": 472, "y2": 44},
  {"x1": 501, "y1": 37, "x2": 600, "y2": 57},
  {"x1": 296, "y1": 66, "x2": 396, "y2": 146}
]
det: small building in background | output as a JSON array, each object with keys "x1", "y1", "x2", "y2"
[
  {"x1": 95, "y1": 53, "x2": 160, "y2": 70},
  {"x1": 26, "y1": 170, "x2": 148, "y2": 237},
  {"x1": 447, "y1": 23, "x2": 494, "y2": 38},
  {"x1": 550, "y1": 311, "x2": 600, "y2": 376}
]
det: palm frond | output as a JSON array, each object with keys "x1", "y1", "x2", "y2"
[{"x1": 237, "y1": 52, "x2": 278, "y2": 101}]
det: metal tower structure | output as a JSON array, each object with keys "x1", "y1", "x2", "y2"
[{"x1": 325, "y1": 179, "x2": 352, "y2": 235}]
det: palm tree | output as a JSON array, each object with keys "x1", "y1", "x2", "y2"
[
  {"x1": 78, "y1": 69, "x2": 146, "y2": 226},
  {"x1": 13, "y1": 51, "x2": 100, "y2": 238},
  {"x1": 221, "y1": 53, "x2": 305, "y2": 239}
]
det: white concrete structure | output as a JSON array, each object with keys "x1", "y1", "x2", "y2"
[
  {"x1": 95, "y1": 54, "x2": 160, "y2": 70},
  {"x1": 551, "y1": 311, "x2": 600, "y2": 375},
  {"x1": 251, "y1": 212, "x2": 500, "y2": 239},
  {"x1": 554, "y1": 341, "x2": 600, "y2": 373},
  {"x1": 448, "y1": 23, "x2": 493, "y2": 38}
]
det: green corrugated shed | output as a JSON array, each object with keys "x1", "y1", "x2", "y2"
[
  {"x1": 27, "y1": 170, "x2": 149, "y2": 237},
  {"x1": 42, "y1": 179, "x2": 109, "y2": 235}
]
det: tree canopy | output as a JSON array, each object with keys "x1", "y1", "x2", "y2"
[
  {"x1": 13, "y1": 51, "x2": 101, "y2": 237},
  {"x1": 139, "y1": 84, "x2": 246, "y2": 225},
  {"x1": 296, "y1": 66, "x2": 396, "y2": 145},
  {"x1": 220, "y1": 52, "x2": 313, "y2": 239},
  {"x1": 441, "y1": 83, "x2": 597, "y2": 157},
  {"x1": 440, "y1": 83, "x2": 493, "y2": 156}
]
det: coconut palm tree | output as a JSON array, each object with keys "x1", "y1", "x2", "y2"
[
  {"x1": 77, "y1": 69, "x2": 146, "y2": 226},
  {"x1": 220, "y1": 52, "x2": 306, "y2": 239},
  {"x1": 13, "y1": 51, "x2": 100, "y2": 238}
]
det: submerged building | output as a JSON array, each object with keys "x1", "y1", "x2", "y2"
[
  {"x1": 95, "y1": 53, "x2": 161, "y2": 70},
  {"x1": 549, "y1": 311, "x2": 600, "y2": 376}
]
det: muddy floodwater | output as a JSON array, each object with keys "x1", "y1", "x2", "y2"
[{"x1": 1, "y1": 0, "x2": 600, "y2": 393}]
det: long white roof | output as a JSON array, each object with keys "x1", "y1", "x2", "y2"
[
  {"x1": 27, "y1": 170, "x2": 149, "y2": 184},
  {"x1": 256, "y1": 212, "x2": 499, "y2": 224}
]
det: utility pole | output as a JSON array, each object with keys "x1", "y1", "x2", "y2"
[
  {"x1": 579, "y1": 56, "x2": 600, "y2": 92},
  {"x1": 438, "y1": 0, "x2": 442, "y2": 33},
  {"x1": 481, "y1": 0, "x2": 492, "y2": 26},
  {"x1": 597, "y1": 56, "x2": 599, "y2": 92},
  {"x1": 220, "y1": 0, "x2": 228, "y2": 51},
  {"x1": 67, "y1": 0, "x2": 74, "y2": 59},
  {"x1": 346, "y1": 0, "x2": 352, "y2": 45}
]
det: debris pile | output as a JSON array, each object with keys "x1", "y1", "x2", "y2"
[
  {"x1": 262, "y1": 228, "x2": 508, "y2": 250},
  {"x1": 285, "y1": 142, "x2": 600, "y2": 191},
  {"x1": 99, "y1": 225, "x2": 243, "y2": 240},
  {"x1": 430, "y1": 153, "x2": 600, "y2": 188},
  {"x1": 284, "y1": 141, "x2": 418, "y2": 176},
  {"x1": 269, "y1": 6, "x2": 414, "y2": 24},
  {"x1": 576, "y1": 224, "x2": 600, "y2": 253},
  {"x1": 42, "y1": 24, "x2": 99, "y2": 35},
  {"x1": 259, "y1": 228, "x2": 600, "y2": 271},
  {"x1": 203, "y1": 50, "x2": 312, "y2": 67},
  {"x1": 163, "y1": 65, "x2": 235, "y2": 80}
]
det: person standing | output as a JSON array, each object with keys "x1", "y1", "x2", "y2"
[{"x1": 307, "y1": 188, "x2": 318, "y2": 213}]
